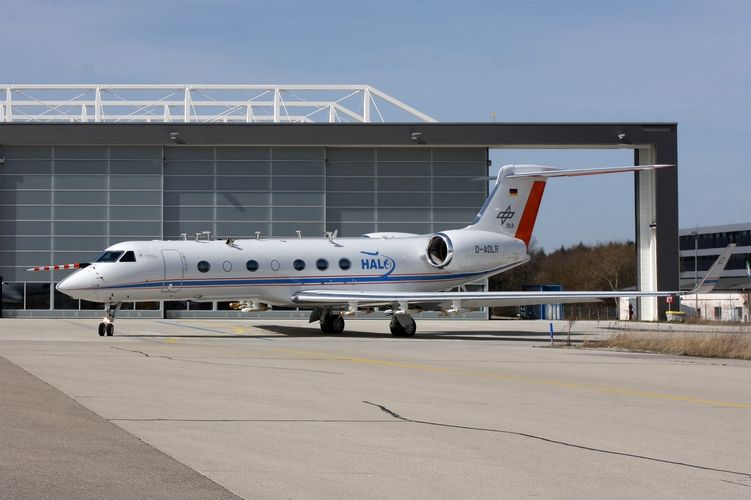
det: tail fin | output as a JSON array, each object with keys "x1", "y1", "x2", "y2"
[
  {"x1": 467, "y1": 163, "x2": 674, "y2": 247},
  {"x1": 687, "y1": 243, "x2": 735, "y2": 294},
  {"x1": 468, "y1": 165, "x2": 557, "y2": 246}
]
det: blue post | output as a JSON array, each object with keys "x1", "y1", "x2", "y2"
[{"x1": 549, "y1": 322, "x2": 554, "y2": 345}]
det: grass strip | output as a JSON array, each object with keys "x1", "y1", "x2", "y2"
[{"x1": 585, "y1": 332, "x2": 751, "y2": 360}]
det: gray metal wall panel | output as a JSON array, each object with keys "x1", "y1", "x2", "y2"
[{"x1": 0, "y1": 143, "x2": 486, "y2": 299}]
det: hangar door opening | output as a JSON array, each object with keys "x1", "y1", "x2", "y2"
[{"x1": 487, "y1": 148, "x2": 651, "y2": 320}]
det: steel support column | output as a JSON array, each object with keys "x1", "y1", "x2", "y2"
[
  {"x1": 634, "y1": 135, "x2": 678, "y2": 321},
  {"x1": 635, "y1": 147, "x2": 658, "y2": 320}
]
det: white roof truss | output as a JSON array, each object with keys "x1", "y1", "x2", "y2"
[{"x1": 0, "y1": 84, "x2": 437, "y2": 123}]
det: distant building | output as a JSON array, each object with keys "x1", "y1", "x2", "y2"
[
  {"x1": 519, "y1": 285, "x2": 564, "y2": 320},
  {"x1": 617, "y1": 224, "x2": 751, "y2": 322},
  {"x1": 679, "y1": 223, "x2": 751, "y2": 291},
  {"x1": 679, "y1": 293, "x2": 748, "y2": 322},
  {"x1": 619, "y1": 294, "x2": 749, "y2": 322}
]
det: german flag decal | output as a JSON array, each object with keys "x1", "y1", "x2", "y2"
[{"x1": 509, "y1": 188, "x2": 518, "y2": 196}]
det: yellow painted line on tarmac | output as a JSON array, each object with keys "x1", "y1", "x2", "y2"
[
  {"x1": 165, "y1": 338, "x2": 178, "y2": 344},
  {"x1": 173, "y1": 321, "x2": 247, "y2": 335},
  {"x1": 270, "y1": 347, "x2": 751, "y2": 409}
]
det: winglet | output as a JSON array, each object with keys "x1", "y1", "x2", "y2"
[{"x1": 687, "y1": 244, "x2": 735, "y2": 294}]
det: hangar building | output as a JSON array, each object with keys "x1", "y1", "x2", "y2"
[{"x1": 0, "y1": 84, "x2": 679, "y2": 321}]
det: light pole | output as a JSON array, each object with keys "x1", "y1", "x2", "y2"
[
  {"x1": 693, "y1": 230, "x2": 699, "y2": 287},
  {"x1": 691, "y1": 228, "x2": 699, "y2": 318}
]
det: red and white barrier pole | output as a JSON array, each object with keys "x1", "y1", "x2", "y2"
[{"x1": 26, "y1": 263, "x2": 87, "y2": 272}]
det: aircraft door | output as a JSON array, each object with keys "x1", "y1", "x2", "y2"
[{"x1": 161, "y1": 249, "x2": 183, "y2": 292}]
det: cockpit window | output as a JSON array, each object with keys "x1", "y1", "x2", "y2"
[
  {"x1": 96, "y1": 251, "x2": 124, "y2": 263},
  {"x1": 119, "y1": 251, "x2": 136, "y2": 262}
]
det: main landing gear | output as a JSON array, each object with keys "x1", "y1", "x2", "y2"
[
  {"x1": 390, "y1": 315, "x2": 417, "y2": 337},
  {"x1": 308, "y1": 307, "x2": 417, "y2": 337},
  {"x1": 98, "y1": 302, "x2": 121, "y2": 337},
  {"x1": 309, "y1": 307, "x2": 346, "y2": 334},
  {"x1": 320, "y1": 313, "x2": 345, "y2": 334}
]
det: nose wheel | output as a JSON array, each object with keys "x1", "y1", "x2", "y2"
[
  {"x1": 97, "y1": 322, "x2": 115, "y2": 336},
  {"x1": 98, "y1": 303, "x2": 120, "y2": 337}
]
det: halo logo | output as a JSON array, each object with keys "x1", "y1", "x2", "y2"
[{"x1": 360, "y1": 251, "x2": 396, "y2": 276}]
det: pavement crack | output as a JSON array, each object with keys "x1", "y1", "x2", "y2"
[
  {"x1": 110, "y1": 347, "x2": 341, "y2": 374},
  {"x1": 721, "y1": 479, "x2": 751, "y2": 488},
  {"x1": 109, "y1": 418, "x2": 398, "y2": 423},
  {"x1": 111, "y1": 346, "x2": 150, "y2": 357},
  {"x1": 363, "y1": 401, "x2": 751, "y2": 479}
]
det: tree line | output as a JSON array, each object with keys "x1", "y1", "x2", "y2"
[{"x1": 489, "y1": 241, "x2": 636, "y2": 316}]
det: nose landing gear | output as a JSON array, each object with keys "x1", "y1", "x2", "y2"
[{"x1": 98, "y1": 303, "x2": 121, "y2": 337}]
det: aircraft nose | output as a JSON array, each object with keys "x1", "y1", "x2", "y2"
[
  {"x1": 56, "y1": 274, "x2": 76, "y2": 293},
  {"x1": 56, "y1": 270, "x2": 92, "y2": 298}
]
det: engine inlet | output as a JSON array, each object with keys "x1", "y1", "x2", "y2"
[{"x1": 426, "y1": 233, "x2": 453, "y2": 268}]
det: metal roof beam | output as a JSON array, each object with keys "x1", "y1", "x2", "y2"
[{"x1": 0, "y1": 84, "x2": 435, "y2": 123}]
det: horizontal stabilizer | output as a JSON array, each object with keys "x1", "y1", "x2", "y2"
[{"x1": 506, "y1": 164, "x2": 673, "y2": 178}]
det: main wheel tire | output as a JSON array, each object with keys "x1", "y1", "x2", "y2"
[
  {"x1": 390, "y1": 317, "x2": 416, "y2": 337},
  {"x1": 106, "y1": 323, "x2": 114, "y2": 336},
  {"x1": 331, "y1": 315, "x2": 345, "y2": 334},
  {"x1": 320, "y1": 315, "x2": 344, "y2": 334},
  {"x1": 402, "y1": 317, "x2": 417, "y2": 337},
  {"x1": 98, "y1": 323, "x2": 106, "y2": 337},
  {"x1": 320, "y1": 315, "x2": 334, "y2": 334}
]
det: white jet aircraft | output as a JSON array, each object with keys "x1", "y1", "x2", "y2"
[{"x1": 43, "y1": 164, "x2": 731, "y2": 337}]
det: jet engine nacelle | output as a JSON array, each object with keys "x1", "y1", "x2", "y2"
[{"x1": 425, "y1": 229, "x2": 527, "y2": 271}]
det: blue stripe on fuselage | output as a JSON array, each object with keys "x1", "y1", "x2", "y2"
[{"x1": 93, "y1": 262, "x2": 519, "y2": 292}]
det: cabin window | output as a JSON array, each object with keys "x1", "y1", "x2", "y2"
[
  {"x1": 197, "y1": 260, "x2": 210, "y2": 273},
  {"x1": 96, "y1": 251, "x2": 123, "y2": 263},
  {"x1": 246, "y1": 260, "x2": 259, "y2": 272},
  {"x1": 293, "y1": 259, "x2": 306, "y2": 271},
  {"x1": 316, "y1": 258, "x2": 328, "y2": 271},
  {"x1": 339, "y1": 258, "x2": 351, "y2": 270},
  {"x1": 119, "y1": 251, "x2": 137, "y2": 262}
]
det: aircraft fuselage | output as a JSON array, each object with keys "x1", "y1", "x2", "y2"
[{"x1": 57, "y1": 232, "x2": 529, "y2": 306}]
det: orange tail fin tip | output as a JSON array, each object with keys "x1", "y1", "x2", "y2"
[{"x1": 514, "y1": 181, "x2": 546, "y2": 247}]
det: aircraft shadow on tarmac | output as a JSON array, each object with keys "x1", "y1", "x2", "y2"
[
  {"x1": 254, "y1": 324, "x2": 577, "y2": 342},
  {"x1": 121, "y1": 324, "x2": 586, "y2": 343}
]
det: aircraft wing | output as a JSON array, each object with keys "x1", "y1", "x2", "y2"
[
  {"x1": 292, "y1": 244, "x2": 735, "y2": 310},
  {"x1": 291, "y1": 289, "x2": 670, "y2": 310}
]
